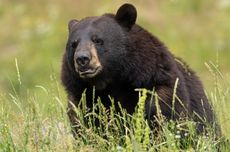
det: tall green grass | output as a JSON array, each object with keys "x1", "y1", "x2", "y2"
[{"x1": 0, "y1": 60, "x2": 229, "y2": 151}]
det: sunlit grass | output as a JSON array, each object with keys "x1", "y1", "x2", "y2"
[
  {"x1": 0, "y1": 78, "x2": 229, "y2": 151},
  {"x1": 0, "y1": 59, "x2": 229, "y2": 151}
]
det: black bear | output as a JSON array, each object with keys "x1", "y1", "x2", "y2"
[{"x1": 61, "y1": 3, "x2": 215, "y2": 134}]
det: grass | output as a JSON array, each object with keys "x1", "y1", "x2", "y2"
[
  {"x1": 0, "y1": 0, "x2": 230, "y2": 151},
  {"x1": 0, "y1": 60, "x2": 229, "y2": 151},
  {"x1": 0, "y1": 80, "x2": 229, "y2": 152}
]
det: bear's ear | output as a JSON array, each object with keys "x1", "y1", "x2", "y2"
[
  {"x1": 115, "y1": 3, "x2": 137, "y2": 30},
  {"x1": 68, "y1": 19, "x2": 79, "y2": 33}
]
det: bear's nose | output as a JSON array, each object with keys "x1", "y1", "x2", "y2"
[{"x1": 76, "y1": 53, "x2": 90, "y2": 67}]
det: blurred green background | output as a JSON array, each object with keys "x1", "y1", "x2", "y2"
[{"x1": 0, "y1": 0, "x2": 230, "y2": 100}]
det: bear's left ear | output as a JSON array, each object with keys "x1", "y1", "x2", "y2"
[
  {"x1": 115, "y1": 3, "x2": 137, "y2": 30},
  {"x1": 68, "y1": 19, "x2": 79, "y2": 33}
]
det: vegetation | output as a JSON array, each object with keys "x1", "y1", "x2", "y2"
[{"x1": 0, "y1": 0, "x2": 230, "y2": 151}]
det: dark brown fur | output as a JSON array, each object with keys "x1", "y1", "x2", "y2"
[{"x1": 61, "y1": 4, "x2": 216, "y2": 135}]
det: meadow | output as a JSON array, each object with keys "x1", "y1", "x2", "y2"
[{"x1": 0, "y1": 0, "x2": 230, "y2": 151}]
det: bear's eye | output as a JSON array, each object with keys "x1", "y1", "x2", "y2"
[
  {"x1": 91, "y1": 35, "x2": 104, "y2": 45},
  {"x1": 71, "y1": 40, "x2": 79, "y2": 49}
]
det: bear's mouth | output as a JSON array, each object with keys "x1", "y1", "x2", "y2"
[{"x1": 78, "y1": 66, "x2": 102, "y2": 78}]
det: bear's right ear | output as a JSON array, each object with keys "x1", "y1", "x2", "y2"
[
  {"x1": 68, "y1": 19, "x2": 79, "y2": 33},
  {"x1": 115, "y1": 3, "x2": 137, "y2": 30}
]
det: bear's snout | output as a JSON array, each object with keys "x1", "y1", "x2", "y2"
[
  {"x1": 75, "y1": 51, "x2": 91, "y2": 68},
  {"x1": 74, "y1": 45, "x2": 102, "y2": 78}
]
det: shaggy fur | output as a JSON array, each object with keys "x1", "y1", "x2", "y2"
[{"x1": 61, "y1": 4, "x2": 215, "y2": 134}]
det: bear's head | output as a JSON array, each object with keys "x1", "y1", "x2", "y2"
[{"x1": 66, "y1": 4, "x2": 137, "y2": 80}]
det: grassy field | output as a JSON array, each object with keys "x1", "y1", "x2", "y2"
[{"x1": 0, "y1": 0, "x2": 230, "y2": 151}]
